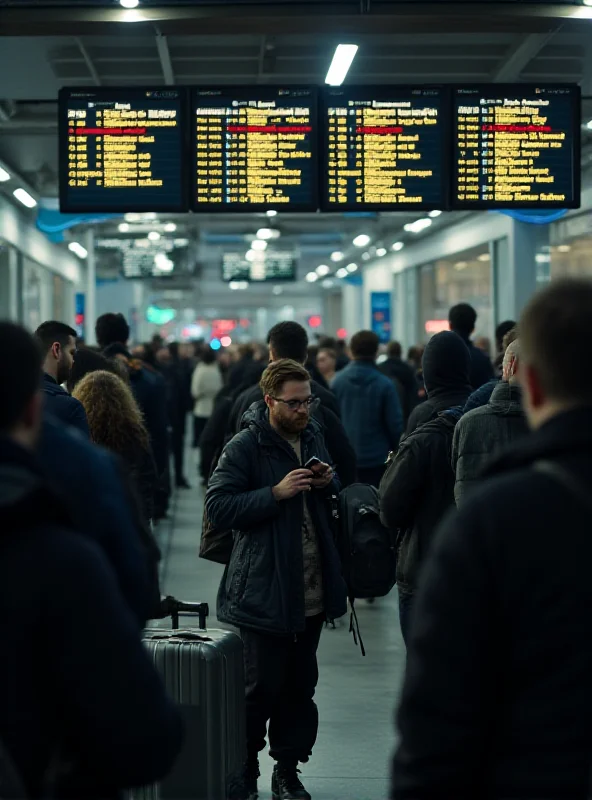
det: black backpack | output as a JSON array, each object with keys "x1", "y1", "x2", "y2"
[{"x1": 337, "y1": 483, "x2": 397, "y2": 654}]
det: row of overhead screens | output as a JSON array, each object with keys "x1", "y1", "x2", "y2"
[{"x1": 59, "y1": 84, "x2": 581, "y2": 214}]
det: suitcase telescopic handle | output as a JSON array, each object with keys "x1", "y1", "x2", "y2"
[{"x1": 158, "y1": 596, "x2": 209, "y2": 630}]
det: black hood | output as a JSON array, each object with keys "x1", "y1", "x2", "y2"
[{"x1": 422, "y1": 331, "x2": 472, "y2": 398}]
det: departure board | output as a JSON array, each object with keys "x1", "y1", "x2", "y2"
[
  {"x1": 192, "y1": 86, "x2": 318, "y2": 212},
  {"x1": 321, "y1": 86, "x2": 446, "y2": 211},
  {"x1": 59, "y1": 87, "x2": 186, "y2": 213},
  {"x1": 222, "y1": 251, "x2": 296, "y2": 282},
  {"x1": 453, "y1": 85, "x2": 580, "y2": 209}
]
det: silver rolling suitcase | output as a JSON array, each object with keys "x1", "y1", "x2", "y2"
[{"x1": 132, "y1": 597, "x2": 246, "y2": 800}]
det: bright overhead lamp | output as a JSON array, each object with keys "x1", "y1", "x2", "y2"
[
  {"x1": 325, "y1": 44, "x2": 359, "y2": 86},
  {"x1": 322, "y1": 278, "x2": 335, "y2": 289},
  {"x1": 584, "y1": 0, "x2": 592, "y2": 6},
  {"x1": 404, "y1": 218, "x2": 432, "y2": 234},
  {"x1": 305, "y1": 272, "x2": 318, "y2": 283},
  {"x1": 124, "y1": 212, "x2": 141, "y2": 222},
  {"x1": 557, "y1": 244, "x2": 571, "y2": 252},
  {"x1": 455, "y1": 261, "x2": 468, "y2": 270},
  {"x1": 361, "y1": 252, "x2": 371, "y2": 261},
  {"x1": 353, "y1": 233, "x2": 371, "y2": 247},
  {"x1": 331, "y1": 251, "x2": 344, "y2": 262},
  {"x1": 245, "y1": 250, "x2": 256, "y2": 262},
  {"x1": 68, "y1": 241, "x2": 88, "y2": 259},
  {"x1": 336, "y1": 268, "x2": 348, "y2": 278},
  {"x1": 346, "y1": 262, "x2": 358, "y2": 273},
  {"x1": 148, "y1": 231, "x2": 161, "y2": 241},
  {"x1": 266, "y1": 209, "x2": 278, "y2": 218},
  {"x1": 316, "y1": 264, "x2": 331, "y2": 277},
  {"x1": 587, "y1": 120, "x2": 592, "y2": 130},
  {"x1": 118, "y1": 222, "x2": 130, "y2": 233},
  {"x1": 477, "y1": 253, "x2": 490, "y2": 262},
  {"x1": 13, "y1": 187, "x2": 37, "y2": 208},
  {"x1": 120, "y1": 0, "x2": 139, "y2": 7},
  {"x1": 376, "y1": 247, "x2": 387, "y2": 257},
  {"x1": 251, "y1": 239, "x2": 267, "y2": 252},
  {"x1": 164, "y1": 222, "x2": 177, "y2": 233},
  {"x1": 229, "y1": 281, "x2": 249, "y2": 291},
  {"x1": 256, "y1": 227, "x2": 278, "y2": 240},
  {"x1": 391, "y1": 241, "x2": 404, "y2": 252},
  {"x1": 428, "y1": 210, "x2": 442, "y2": 218},
  {"x1": 0, "y1": 166, "x2": 10, "y2": 182},
  {"x1": 154, "y1": 253, "x2": 174, "y2": 273}
]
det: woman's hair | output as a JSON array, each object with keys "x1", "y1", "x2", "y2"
[
  {"x1": 67, "y1": 348, "x2": 117, "y2": 394},
  {"x1": 72, "y1": 370, "x2": 149, "y2": 454}
]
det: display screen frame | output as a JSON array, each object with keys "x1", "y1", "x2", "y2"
[
  {"x1": 191, "y1": 84, "x2": 320, "y2": 214},
  {"x1": 450, "y1": 83, "x2": 581, "y2": 211},
  {"x1": 58, "y1": 85, "x2": 190, "y2": 214},
  {"x1": 319, "y1": 84, "x2": 450, "y2": 213}
]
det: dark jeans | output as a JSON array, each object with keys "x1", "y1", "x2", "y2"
[
  {"x1": 398, "y1": 589, "x2": 414, "y2": 645},
  {"x1": 357, "y1": 465, "x2": 386, "y2": 488},
  {"x1": 241, "y1": 614, "x2": 324, "y2": 765}
]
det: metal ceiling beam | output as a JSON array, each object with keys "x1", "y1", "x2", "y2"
[
  {"x1": 74, "y1": 37, "x2": 101, "y2": 85},
  {"x1": 155, "y1": 32, "x2": 175, "y2": 85},
  {"x1": 492, "y1": 30, "x2": 560, "y2": 82}
]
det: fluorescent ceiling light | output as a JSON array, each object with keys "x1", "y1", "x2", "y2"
[
  {"x1": 404, "y1": 218, "x2": 432, "y2": 234},
  {"x1": 266, "y1": 209, "x2": 278, "y2": 218},
  {"x1": 316, "y1": 264, "x2": 331, "y2": 277},
  {"x1": 346, "y1": 263, "x2": 358, "y2": 273},
  {"x1": 245, "y1": 250, "x2": 256, "y2": 262},
  {"x1": 124, "y1": 212, "x2": 141, "y2": 222},
  {"x1": 120, "y1": 0, "x2": 139, "y2": 6},
  {"x1": 557, "y1": 244, "x2": 571, "y2": 252},
  {"x1": 455, "y1": 261, "x2": 468, "y2": 270},
  {"x1": 353, "y1": 234, "x2": 371, "y2": 247},
  {"x1": 428, "y1": 210, "x2": 442, "y2": 218},
  {"x1": 13, "y1": 187, "x2": 37, "y2": 208},
  {"x1": 584, "y1": 0, "x2": 592, "y2": 6},
  {"x1": 251, "y1": 239, "x2": 267, "y2": 251},
  {"x1": 361, "y1": 252, "x2": 370, "y2": 261},
  {"x1": 331, "y1": 251, "x2": 344, "y2": 262},
  {"x1": 0, "y1": 166, "x2": 10, "y2": 182},
  {"x1": 305, "y1": 272, "x2": 318, "y2": 283},
  {"x1": 477, "y1": 253, "x2": 490, "y2": 262},
  {"x1": 325, "y1": 44, "x2": 359, "y2": 86},
  {"x1": 376, "y1": 247, "x2": 387, "y2": 257},
  {"x1": 164, "y1": 222, "x2": 177, "y2": 233},
  {"x1": 391, "y1": 241, "x2": 404, "y2": 252},
  {"x1": 336, "y1": 268, "x2": 348, "y2": 278},
  {"x1": 272, "y1": 286, "x2": 283, "y2": 295},
  {"x1": 118, "y1": 222, "x2": 130, "y2": 233},
  {"x1": 229, "y1": 281, "x2": 249, "y2": 291},
  {"x1": 154, "y1": 253, "x2": 174, "y2": 273},
  {"x1": 322, "y1": 278, "x2": 335, "y2": 289},
  {"x1": 587, "y1": 120, "x2": 592, "y2": 130},
  {"x1": 257, "y1": 227, "x2": 278, "y2": 240},
  {"x1": 148, "y1": 231, "x2": 161, "y2": 241},
  {"x1": 68, "y1": 241, "x2": 88, "y2": 259}
]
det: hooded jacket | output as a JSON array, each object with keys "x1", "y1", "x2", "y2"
[
  {"x1": 205, "y1": 403, "x2": 347, "y2": 635},
  {"x1": 406, "y1": 331, "x2": 473, "y2": 434},
  {"x1": 42, "y1": 374, "x2": 89, "y2": 438},
  {"x1": 0, "y1": 437, "x2": 183, "y2": 799},
  {"x1": 332, "y1": 360, "x2": 403, "y2": 469}
]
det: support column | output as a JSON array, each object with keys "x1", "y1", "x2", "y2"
[
  {"x1": 341, "y1": 282, "x2": 363, "y2": 338},
  {"x1": 494, "y1": 220, "x2": 549, "y2": 324},
  {"x1": 85, "y1": 229, "x2": 96, "y2": 345}
]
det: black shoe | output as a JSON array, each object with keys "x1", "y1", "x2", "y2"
[
  {"x1": 272, "y1": 764, "x2": 311, "y2": 800},
  {"x1": 229, "y1": 758, "x2": 259, "y2": 800},
  {"x1": 176, "y1": 478, "x2": 191, "y2": 489}
]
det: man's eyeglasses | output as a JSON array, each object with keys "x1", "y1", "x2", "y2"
[{"x1": 271, "y1": 396, "x2": 317, "y2": 411}]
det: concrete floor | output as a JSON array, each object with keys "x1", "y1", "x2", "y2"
[{"x1": 158, "y1": 452, "x2": 406, "y2": 800}]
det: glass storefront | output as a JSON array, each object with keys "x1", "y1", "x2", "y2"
[
  {"x1": 418, "y1": 242, "x2": 493, "y2": 344},
  {"x1": 550, "y1": 211, "x2": 592, "y2": 280}
]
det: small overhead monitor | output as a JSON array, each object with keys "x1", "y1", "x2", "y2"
[
  {"x1": 59, "y1": 87, "x2": 187, "y2": 213},
  {"x1": 221, "y1": 251, "x2": 296, "y2": 282},
  {"x1": 451, "y1": 84, "x2": 581, "y2": 209},
  {"x1": 192, "y1": 86, "x2": 318, "y2": 212},
  {"x1": 320, "y1": 85, "x2": 448, "y2": 212}
]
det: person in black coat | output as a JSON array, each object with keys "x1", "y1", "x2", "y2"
[
  {"x1": 229, "y1": 322, "x2": 357, "y2": 487},
  {"x1": 0, "y1": 322, "x2": 183, "y2": 799},
  {"x1": 392, "y1": 279, "x2": 592, "y2": 800},
  {"x1": 206, "y1": 360, "x2": 347, "y2": 800},
  {"x1": 35, "y1": 321, "x2": 89, "y2": 436},
  {"x1": 380, "y1": 331, "x2": 472, "y2": 642},
  {"x1": 379, "y1": 341, "x2": 419, "y2": 426},
  {"x1": 448, "y1": 302, "x2": 495, "y2": 391}
]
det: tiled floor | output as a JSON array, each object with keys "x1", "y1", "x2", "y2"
[{"x1": 159, "y1": 453, "x2": 405, "y2": 800}]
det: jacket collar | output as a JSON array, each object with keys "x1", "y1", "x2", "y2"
[
  {"x1": 43, "y1": 373, "x2": 61, "y2": 387},
  {"x1": 484, "y1": 406, "x2": 592, "y2": 477},
  {"x1": 489, "y1": 381, "x2": 523, "y2": 413}
]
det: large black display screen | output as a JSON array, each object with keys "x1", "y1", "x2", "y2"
[
  {"x1": 321, "y1": 86, "x2": 446, "y2": 211},
  {"x1": 192, "y1": 86, "x2": 318, "y2": 211},
  {"x1": 59, "y1": 87, "x2": 186, "y2": 213},
  {"x1": 452, "y1": 85, "x2": 580, "y2": 209}
]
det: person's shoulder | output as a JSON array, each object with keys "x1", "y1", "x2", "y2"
[
  {"x1": 453, "y1": 468, "x2": 542, "y2": 529},
  {"x1": 311, "y1": 380, "x2": 334, "y2": 403},
  {"x1": 458, "y1": 403, "x2": 491, "y2": 428}
]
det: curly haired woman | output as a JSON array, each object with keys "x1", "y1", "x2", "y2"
[{"x1": 73, "y1": 370, "x2": 157, "y2": 526}]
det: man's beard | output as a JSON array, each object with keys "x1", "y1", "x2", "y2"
[{"x1": 275, "y1": 411, "x2": 309, "y2": 436}]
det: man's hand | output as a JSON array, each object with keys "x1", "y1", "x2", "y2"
[
  {"x1": 272, "y1": 469, "x2": 313, "y2": 501},
  {"x1": 310, "y1": 462, "x2": 334, "y2": 489}
]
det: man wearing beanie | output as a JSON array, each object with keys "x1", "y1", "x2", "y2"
[
  {"x1": 379, "y1": 331, "x2": 472, "y2": 642},
  {"x1": 405, "y1": 328, "x2": 473, "y2": 435}
]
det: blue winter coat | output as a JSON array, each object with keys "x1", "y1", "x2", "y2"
[{"x1": 42, "y1": 373, "x2": 89, "y2": 437}]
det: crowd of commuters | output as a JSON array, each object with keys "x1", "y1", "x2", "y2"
[{"x1": 3, "y1": 280, "x2": 592, "y2": 799}]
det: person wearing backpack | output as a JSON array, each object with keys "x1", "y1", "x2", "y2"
[
  {"x1": 379, "y1": 331, "x2": 472, "y2": 643},
  {"x1": 206, "y1": 359, "x2": 347, "y2": 800}
]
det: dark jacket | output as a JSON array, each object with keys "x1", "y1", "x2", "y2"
[
  {"x1": 452, "y1": 382, "x2": 528, "y2": 505},
  {"x1": 379, "y1": 357, "x2": 419, "y2": 425},
  {"x1": 42, "y1": 374, "x2": 89, "y2": 437},
  {"x1": 0, "y1": 437, "x2": 183, "y2": 799},
  {"x1": 229, "y1": 381, "x2": 357, "y2": 487},
  {"x1": 392, "y1": 407, "x2": 592, "y2": 800},
  {"x1": 332, "y1": 361, "x2": 403, "y2": 469},
  {"x1": 455, "y1": 333, "x2": 495, "y2": 390},
  {"x1": 40, "y1": 416, "x2": 159, "y2": 626},
  {"x1": 380, "y1": 407, "x2": 462, "y2": 594},
  {"x1": 119, "y1": 439, "x2": 158, "y2": 526},
  {"x1": 463, "y1": 377, "x2": 498, "y2": 414},
  {"x1": 406, "y1": 332, "x2": 472, "y2": 435},
  {"x1": 227, "y1": 354, "x2": 264, "y2": 394},
  {"x1": 205, "y1": 404, "x2": 347, "y2": 635}
]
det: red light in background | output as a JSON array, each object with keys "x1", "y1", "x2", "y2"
[
  {"x1": 337, "y1": 328, "x2": 347, "y2": 340},
  {"x1": 239, "y1": 318, "x2": 250, "y2": 328},
  {"x1": 308, "y1": 315, "x2": 322, "y2": 329},
  {"x1": 425, "y1": 319, "x2": 450, "y2": 334}
]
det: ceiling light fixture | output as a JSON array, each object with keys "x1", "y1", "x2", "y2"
[
  {"x1": 316, "y1": 264, "x2": 331, "y2": 277},
  {"x1": 376, "y1": 247, "x2": 387, "y2": 257},
  {"x1": 361, "y1": 252, "x2": 370, "y2": 261},
  {"x1": 584, "y1": 0, "x2": 592, "y2": 6},
  {"x1": 272, "y1": 285, "x2": 283, "y2": 295},
  {"x1": 154, "y1": 252, "x2": 174, "y2": 273},
  {"x1": 120, "y1": 0, "x2": 139, "y2": 7},
  {"x1": 251, "y1": 239, "x2": 267, "y2": 251},
  {"x1": 353, "y1": 233, "x2": 371, "y2": 247},
  {"x1": 305, "y1": 272, "x2": 318, "y2": 283},
  {"x1": 557, "y1": 244, "x2": 571, "y2": 252},
  {"x1": 13, "y1": 187, "x2": 37, "y2": 208},
  {"x1": 229, "y1": 281, "x2": 249, "y2": 291},
  {"x1": 428, "y1": 210, "x2": 443, "y2": 218},
  {"x1": 322, "y1": 278, "x2": 335, "y2": 289},
  {"x1": 266, "y1": 209, "x2": 278, "y2": 218},
  {"x1": 346, "y1": 263, "x2": 358, "y2": 272},
  {"x1": 455, "y1": 261, "x2": 468, "y2": 270},
  {"x1": 164, "y1": 222, "x2": 177, "y2": 233},
  {"x1": 118, "y1": 222, "x2": 130, "y2": 233},
  {"x1": 404, "y1": 218, "x2": 432, "y2": 234},
  {"x1": 477, "y1": 253, "x2": 490, "y2": 262},
  {"x1": 336, "y1": 268, "x2": 348, "y2": 278},
  {"x1": 124, "y1": 212, "x2": 141, "y2": 222},
  {"x1": 245, "y1": 249, "x2": 256, "y2": 262},
  {"x1": 331, "y1": 251, "x2": 344, "y2": 262},
  {"x1": 587, "y1": 120, "x2": 592, "y2": 130},
  {"x1": 325, "y1": 44, "x2": 359, "y2": 86},
  {"x1": 0, "y1": 166, "x2": 10, "y2": 182},
  {"x1": 68, "y1": 242, "x2": 88, "y2": 259},
  {"x1": 148, "y1": 231, "x2": 161, "y2": 241},
  {"x1": 391, "y1": 241, "x2": 404, "y2": 252},
  {"x1": 256, "y1": 227, "x2": 275, "y2": 240}
]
